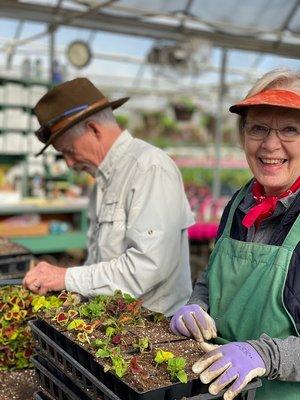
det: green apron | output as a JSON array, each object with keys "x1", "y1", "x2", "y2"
[{"x1": 208, "y1": 185, "x2": 300, "y2": 399}]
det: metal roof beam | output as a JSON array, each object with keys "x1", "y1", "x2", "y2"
[{"x1": 1, "y1": 0, "x2": 300, "y2": 58}]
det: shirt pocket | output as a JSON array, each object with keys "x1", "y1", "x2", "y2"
[{"x1": 97, "y1": 196, "x2": 126, "y2": 260}]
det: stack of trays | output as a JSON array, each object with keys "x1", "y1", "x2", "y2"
[
  {"x1": 30, "y1": 319, "x2": 262, "y2": 400},
  {"x1": 0, "y1": 237, "x2": 32, "y2": 279}
]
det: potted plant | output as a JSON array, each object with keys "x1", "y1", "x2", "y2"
[
  {"x1": 172, "y1": 98, "x2": 197, "y2": 121},
  {"x1": 160, "y1": 115, "x2": 179, "y2": 135},
  {"x1": 141, "y1": 111, "x2": 163, "y2": 129}
]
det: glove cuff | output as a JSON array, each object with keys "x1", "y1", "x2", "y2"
[{"x1": 246, "y1": 339, "x2": 270, "y2": 377}]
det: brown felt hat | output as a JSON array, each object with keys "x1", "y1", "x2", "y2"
[{"x1": 34, "y1": 77, "x2": 129, "y2": 156}]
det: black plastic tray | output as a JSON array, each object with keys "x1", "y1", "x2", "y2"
[
  {"x1": 29, "y1": 319, "x2": 261, "y2": 400},
  {"x1": 0, "y1": 253, "x2": 31, "y2": 278},
  {"x1": 0, "y1": 278, "x2": 23, "y2": 285},
  {"x1": 34, "y1": 390, "x2": 54, "y2": 400},
  {"x1": 32, "y1": 354, "x2": 96, "y2": 400}
]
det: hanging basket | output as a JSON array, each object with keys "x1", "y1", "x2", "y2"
[{"x1": 173, "y1": 104, "x2": 195, "y2": 121}]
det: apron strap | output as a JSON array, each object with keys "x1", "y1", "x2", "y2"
[
  {"x1": 281, "y1": 211, "x2": 300, "y2": 249},
  {"x1": 223, "y1": 183, "x2": 250, "y2": 237}
]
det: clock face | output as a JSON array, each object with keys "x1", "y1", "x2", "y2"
[{"x1": 67, "y1": 41, "x2": 92, "y2": 68}]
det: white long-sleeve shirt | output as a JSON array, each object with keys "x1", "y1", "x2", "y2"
[{"x1": 65, "y1": 130, "x2": 194, "y2": 316}]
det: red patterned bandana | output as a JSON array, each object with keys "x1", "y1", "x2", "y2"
[{"x1": 242, "y1": 177, "x2": 300, "y2": 229}]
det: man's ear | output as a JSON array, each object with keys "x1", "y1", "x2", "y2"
[{"x1": 86, "y1": 120, "x2": 102, "y2": 139}]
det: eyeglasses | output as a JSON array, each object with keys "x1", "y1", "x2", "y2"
[
  {"x1": 244, "y1": 122, "x2": 300, "y2": 142},
  {"x1": 35, "y1": 104, "x2": 88, "y2": 143}
]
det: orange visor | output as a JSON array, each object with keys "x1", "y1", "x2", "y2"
[{"x1": 229, "y1": 89, "x2": 300, "y2": 115}]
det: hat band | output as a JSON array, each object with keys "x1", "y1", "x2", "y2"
[
  {"x1": 35, "y1": 104, "x2": 90, "y2": 143},
  {"x1": 36, "y1": 97, "x2": 110, "y2": 143},
  {"x1": 51, "y1": 97, "x2": 109, "y2": 135}
]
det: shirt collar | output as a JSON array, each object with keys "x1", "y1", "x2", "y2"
[{"x1": 96, "y1": 130, "x2": 133, "y2": 183}]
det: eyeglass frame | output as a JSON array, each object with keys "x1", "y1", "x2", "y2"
[
  {"x1": 35, "y1": 104, "x2": 89, "y2": 143},
  {"x1": 243, "y1": 121, "x2": 300, "y2": 142}
]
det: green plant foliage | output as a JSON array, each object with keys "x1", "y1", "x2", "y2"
[
  {"x1": 78, "y1": 295, "x2": 108, "y2": 318},
  {"x1": 116, "y1": 114, "x2": 129, "y2": 129},
  {"x1": 105, "y1": 326, "x2": 116, "y2": 338},
  {"x1": 160, "y1": 116, "x2": 178, "y2": 131},
  {"x1": 154, "y1": 349, "x2": 188, "y2": 383},
  {"x1": 180, "y1": 167, "x2": 252, "y2": 190},
  {"x1": 39, "y1": 290, "x2": 192, "y2": 384},
  {"x1": 141, "y1": 110, "x2": 164, "y2": 120},
  {"x1": 111, "y1": 353, "x2": 129, "y2": 378},
  {"x1": 174, "y1": 98, "x2": 197, "y2": 112},
  {"x1": 167, "y1": 357, "x2": 188, "y2": 383},
  {"x1": 0, "y1": 285, "x2": 61, "y2": 370},
  {"x1": 94, "y1": 338, "x2": 129, "y2": 377},
  {"x1": 57, "y1": 291, "x2": 81, "y2": 307},
  {"x1": 67, "y1": 318, "x2": 86, "y2": 331},
  {"x1": 199, "y1": 113, "x2": 215, "y2": 129},
  {"x1": 134, "y1": 337, "x2": 149, "y2": 353},
  {"x1": 154, "y1": 349, "x2": 174, "y2": 364},
  {"x1": 148, "y1": 136, "x2": 177, "y2": 149},
  {"x1": 77, "y1": 331, "x2": 91, "y2": 344},
  {"x1": 31, "y1": 295, "x2": 62, "y2": 312}
]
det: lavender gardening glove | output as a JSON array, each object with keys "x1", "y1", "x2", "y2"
[
  {"x1": 192, "y1": 342, "x2": 266, "y2": 400},
  {"x1": 170, "y1": 304, "x2": 217, "y2": 342}
]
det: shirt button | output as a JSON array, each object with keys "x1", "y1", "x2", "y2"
[{"x1": 148, "y1": 229, "x2": 153, "y2": 235}]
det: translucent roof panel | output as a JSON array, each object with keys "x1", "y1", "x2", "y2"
[
  {"x1": 98, "y1": 0, "x2": 300, "y2": 35},
  {"x1": 288, "y1": 5, "x2": 300, "y2": 33},
  {"x1": 2, "y1": 0, "x2": 300, "y2": 58},
  {"x1": 189, "y1": 0, "x2": 298, "y2": 33},
  {"x1": 0, "y1": 0, "x2": 300, "y2": 110}
]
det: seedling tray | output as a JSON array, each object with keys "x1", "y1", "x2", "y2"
[
  {"x1": 34, "y1": 391, "x2": 54, "y2": 400},
  {"x1": 0, "y1": 278, "x2": 23, "y2": 286},
  {"x1": 29, "y1": 319, "x2": 261, "y2": 400},
  {"x1": 0, "y1": 253, "x2": 31, "y2": 277},
  {"x1": 31, "y1": 354, "x2": 95, "y2": 400},
  {"x1": 0, "y1": 238, "x2": 31, "y2": 278}
]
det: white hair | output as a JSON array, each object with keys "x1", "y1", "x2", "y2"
[
  {"x1": 66, "y1": 106, "x2": 116, "y2": 139},
  {"x1": 246, "y1": 68, "x2": 300, "y2": 97},
  {"x1": 238, "y1": 68, "x2": 300, "y2": 139}
]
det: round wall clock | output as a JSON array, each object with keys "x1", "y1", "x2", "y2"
[{"x1": 67, "y1": 40, "x2": 92, "y2": 69}]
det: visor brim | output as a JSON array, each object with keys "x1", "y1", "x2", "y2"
[{"x1": 229, "y1": 89, "x2": 300, "y2": 115}]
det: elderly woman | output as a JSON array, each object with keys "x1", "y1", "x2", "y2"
[{"x1": 170, "y1": 69, "x2": 300, "y2": 400}]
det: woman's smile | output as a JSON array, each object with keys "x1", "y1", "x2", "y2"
[{"x1": 244, "y1": 106, "x2": 300, "y2": 195}]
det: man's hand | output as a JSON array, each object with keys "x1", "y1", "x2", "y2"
[
  {"x1": 23, "y1": 261, "x2": 67, "y2": 295},
  {"x1": 192, "y1": 342, "x2": 266, "y2": 400},
  {"x1": 170, "y1": 304, "x2": 217, "y2": 342}
]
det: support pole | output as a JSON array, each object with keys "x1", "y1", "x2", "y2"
[
  {"x1": 49, "y1": 27, "x2": 56, "y2": 83},
  {"x1": 212, "y1": 49, "x2": 227, "y2": 202}
]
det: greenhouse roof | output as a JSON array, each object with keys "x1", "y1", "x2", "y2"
[
  {"x1": 1, "y1": 0, "x2": 300, "y2": 58},
  {"x1": 0, "y1": 0, "x2": 299, "y2": 109}
]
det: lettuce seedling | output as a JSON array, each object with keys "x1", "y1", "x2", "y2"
[
  {"x1": 67, "y1": 318, "x2": 86, "y2": 331},
  {"x1": 167, "y1": 357, "x2": 188, "y2": 383},
  {"x1": 154, "y1": 349, "x2": 174, "y2": 364},
  {"x1": 133, "y1": 337, "x2": 149, "y2": 353}
]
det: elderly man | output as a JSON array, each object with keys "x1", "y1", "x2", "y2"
[{"x1": 23, "y1": 77, "x2": 194, "y2": 316}]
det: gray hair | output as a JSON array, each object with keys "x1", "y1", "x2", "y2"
[
  {"x1": 238, "y1": 68, "x2": 300, "y2": 138},
  {"x1": 66, "y1": 106, "x2": 116, "y2": 139}
]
